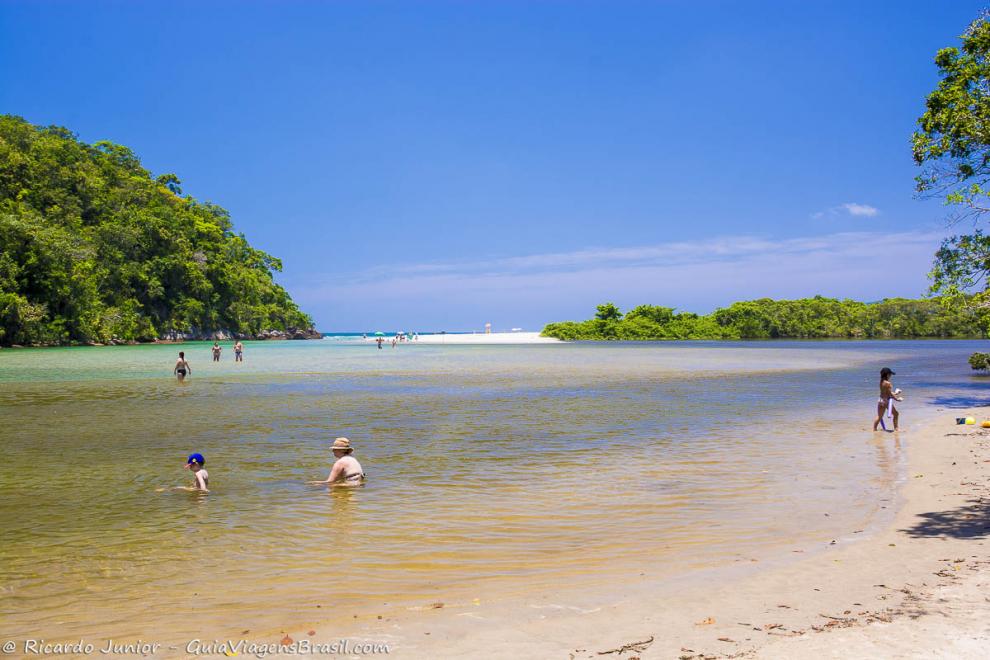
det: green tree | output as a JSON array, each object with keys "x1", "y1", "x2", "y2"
[
  {"x1": 969, "y1": 352, "x2": 990, "y2": 371},
  {"x1": 625, "y1": 304, "x2": 674, "y2": 325},
  {"x1": 0, "y1": 115, "x2": 315, "y2": 346},
  {"x1": 914, "y1": 11, "x2": 990, "y2": 328},
  {"x1": 156, "y1": 173, "x2": 183, "y2": 195},
  {"x1": 594, "y1": 302, "x2": 622, "y2": 321}
]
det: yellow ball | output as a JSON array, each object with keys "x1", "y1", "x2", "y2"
[
  {"x1": 981, "y1": 421, "x2": 990, "y2": 429},
  {"x1": 966, "y1": 417, "x2": 976, "y2": 425}
]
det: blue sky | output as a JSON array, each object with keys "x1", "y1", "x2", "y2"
[{"x1": 0, "y1": 0, "x2": 983, "y2": 331}]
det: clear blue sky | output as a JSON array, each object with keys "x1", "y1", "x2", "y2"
[{"x1": 0, "y1": 1, "x2": 983, "y2": 331}]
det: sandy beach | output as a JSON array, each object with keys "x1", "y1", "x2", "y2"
[{"x1": 293, "y1": 407, "x2": 990, "y2": 658}]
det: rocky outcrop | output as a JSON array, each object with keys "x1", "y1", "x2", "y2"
[
  {"x1": 290, "y1": 327, "x2": 323, "y2": 340},
  {"x1": 155, "y1": 327, "x2": 322, "y2": 342},
  {"x1": 256, "y1": 327, "x2": 323, "y2": 340},
  {"x1": 7, "y1": 327, "x2": 323, "y2": 347}
]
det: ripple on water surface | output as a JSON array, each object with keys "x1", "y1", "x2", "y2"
[{"x1": 0, "y1": 340, "x2": 977, "y2": 640}]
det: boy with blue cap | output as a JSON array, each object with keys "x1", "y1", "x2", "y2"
[{"x1": 184, "y1": 453, "x2": 209, "y2": 492}]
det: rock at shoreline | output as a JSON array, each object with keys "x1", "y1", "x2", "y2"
[
  {"x1": 255, "y1": 327, "x2": 323, "y2": 340},
  {"x1": 155, "y1": 327, "x2": 322, "y2": 342},
  {"x1": 3, "y1": 327, "x2": 323, "y2": 348},
  {"x1": 287, "y1": 327, "x2": 323, "y2": 340}
]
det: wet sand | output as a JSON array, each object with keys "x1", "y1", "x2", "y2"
[{"x1": 294, "y1": 410, "x2": 990, "y2": 658}]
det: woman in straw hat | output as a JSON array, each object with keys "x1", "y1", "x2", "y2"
[{"x1": 308, "y1": 437, "x2": 365, "y2": 486}]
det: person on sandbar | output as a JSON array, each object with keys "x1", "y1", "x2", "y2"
[
  {"x1": 872, "y1": 367, "x2": 903, "y2": 432},
  {"x1": 308, "y1": 437, "x2": 365, "y2": 486}
]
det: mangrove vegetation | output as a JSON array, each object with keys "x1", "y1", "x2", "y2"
[{"x1": 541, "y1": 297, "x2": 986, "y2": 341}]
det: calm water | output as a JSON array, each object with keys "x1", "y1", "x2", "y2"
[{"x1": 0, "y1": 339, "x2": 982, "y2": 642}]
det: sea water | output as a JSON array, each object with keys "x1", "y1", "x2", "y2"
[{"x1": 0, "y1": 339, "x2": 982, "y2": 642}]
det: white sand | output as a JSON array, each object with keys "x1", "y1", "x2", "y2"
[{"x1": 388, "y1": 332, "x2": 561, "y2": 345}]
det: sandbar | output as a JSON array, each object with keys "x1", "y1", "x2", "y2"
[{"x1": 380, "y1": 332, "x2": 561, "y2": 345}]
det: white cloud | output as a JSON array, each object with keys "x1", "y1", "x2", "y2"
[
  {"x1": 812, "y1": 202, "x2": 880, "y2": 219},
  {"x1": 841, "y1": 202, "x2": 879, "y2": 217}
]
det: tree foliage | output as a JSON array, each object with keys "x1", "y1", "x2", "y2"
[
  {"x1": 914, "y1": 12, "x2": 990, "y2": 221},
  {"x1": 969, "y1": 352, "x2": 990, "y2": 371},
  {"x1": 914, "y1": 11, "x2": 990, "y2": 322},
  {"x1": 541, "y1": 296, "x2": 984, "y2": 341},
  {"x1": 0, "y1": 115, "x2": 314, "y2": 345}
]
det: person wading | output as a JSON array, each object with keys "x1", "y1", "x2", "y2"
[
  {"x1": 307, "y1": 437, "x2": 366, "y2": 486},
  {"x1": 872, "y1": 367, "x2": 903, "y2": 432}
]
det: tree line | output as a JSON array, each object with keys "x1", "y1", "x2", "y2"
[
  {"x1": 541, "y1": 297, "x2": 985, "y2": 341},
  {"x1": 0, "y1": 115, "x2": 315, "y2": 346}
]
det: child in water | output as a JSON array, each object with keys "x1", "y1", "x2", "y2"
[{"x1": 182, "y1": 453, "x2": 209, "y2": 492}]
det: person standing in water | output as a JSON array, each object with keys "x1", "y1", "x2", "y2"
[
  {"x1": 174, "y1": 351, "x2": 191, "y2": 382},
  {"x1": 308, "y1": 437, "x2": 365, "y2": 486},
  {"x1": 234, "y1": 340, "x2": 244, "y2": 362},
  {"x1": 211, "y1": 342, "x2": 222, "y2": 362},
  {"x1": 872, "y1": 367, "x2": 903, "y2": 432}
]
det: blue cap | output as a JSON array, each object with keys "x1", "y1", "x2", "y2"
[{"x1": 186, "y1": 453, "x2": 205, "y2": 466}]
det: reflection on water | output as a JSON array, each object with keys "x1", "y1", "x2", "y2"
[{"x1": 0, "y1": 340, "x2": 975, "y2": 641}]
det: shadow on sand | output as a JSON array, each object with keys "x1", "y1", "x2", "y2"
[
  {"x1": 928, "y1": 395, "x2": 990, "y2": 409},
  {"x1": 901, "y1": 498, "x2": 990, "y2": 539},
  {"x1": 912, "y1": 379, "x2": 990, "y2": 390}
]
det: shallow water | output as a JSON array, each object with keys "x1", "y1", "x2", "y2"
[{"x1": 0, "y1": 339, "x2": 981, "y2": 642}]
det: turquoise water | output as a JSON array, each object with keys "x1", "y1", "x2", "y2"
[{"x1": 0, "y1": 339, "x2": 982, "y2": 643}]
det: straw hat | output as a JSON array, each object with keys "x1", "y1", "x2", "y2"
[{"x1": 331, "y1": 437, "x2": 353, "y2": 453}]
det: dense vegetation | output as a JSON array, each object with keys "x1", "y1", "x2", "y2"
[
  {"x1": 0, "y1": 115, "x2": 314, "y2": 346},
  {"x1": 541, "y1": 297, "x2": 986, "y2": 341}
]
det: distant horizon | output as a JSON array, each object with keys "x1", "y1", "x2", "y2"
[
  {"x1": 315, "y1": 290, "x2": 951, "y2": 334},
  {"x1": 319, "y1": 330, "x2": 524, "y2": 334}
]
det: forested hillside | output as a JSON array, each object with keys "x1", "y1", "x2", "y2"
[
  {"x1": 542, "y1": 297, "x2": 986, "y2": 340},
  {"x1": 0, "y1": 115, "x2": 316, "y2": 346}
]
